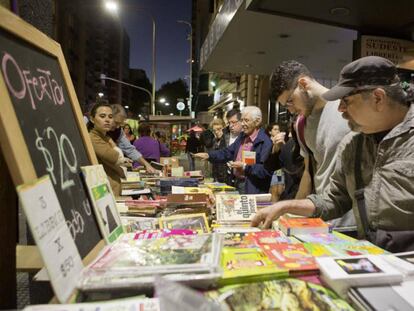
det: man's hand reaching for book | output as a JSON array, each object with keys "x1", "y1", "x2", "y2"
[{"x1": 251, "y1": 203, "x2": 285, "y2": 229}]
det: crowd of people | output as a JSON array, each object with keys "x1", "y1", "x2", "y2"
[{"x1": 85, "y1": 56, "x2": 414, "y2": 253}]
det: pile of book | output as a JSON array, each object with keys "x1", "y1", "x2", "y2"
[
  {"x1": 163, "y1": 193, "x2": 210, "y2": 216},
  {"x1": 77, "y1": 233, "x2": 223, "y2": 292},
  {"x1": 120, "y1": 198, "x2": 166, "y2": 216},
  {"x1": 159, "y1": 178, "x2": 199, "y2": 195}
]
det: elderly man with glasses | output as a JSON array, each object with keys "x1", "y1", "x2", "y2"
[
  {"x1": 252, "y1": 56, "x2": 414, "y2": 252},
  {"x1": 267, "y1": 60, "x2": 354, "y2": 231},
  {"x1": 193, "y1": 106, "x2": 273, "y2": 194}
]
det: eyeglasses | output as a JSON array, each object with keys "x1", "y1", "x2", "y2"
[{"x1": 280, "y1": 85, "x2": 298, "y2": 107}]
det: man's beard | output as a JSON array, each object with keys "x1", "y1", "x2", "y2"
[
  {"x1": 301, "y1": 91, "x2": 316, "y2": 117},
  {"x1": 342, "y1": 112, "x2": 361, "y2": 132}
]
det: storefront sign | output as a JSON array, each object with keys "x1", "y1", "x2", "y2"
[{"x1": 360, "y1": 35, "x2": 414, "y2": 67}]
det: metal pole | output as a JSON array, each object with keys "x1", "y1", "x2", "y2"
[
  {"x1": 100, "y1": 74, "x2": 153, "y2": 104},
  {"x1": 151, "y1": 16, "x2": 156, "y2": 116},
  {"x1": 177, "y1": 20, "x2": 192, "y2": 117}
]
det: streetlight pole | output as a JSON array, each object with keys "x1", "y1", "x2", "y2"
[
  {"x1": 100, "y1": 74, "x2": 153, "y2": 108},
  {"x1": 177, "y1": 20, "x2": 192, "y2": 117},
  {"x1": 104, "y1": 0, "x2": 156, "y2": 115}
]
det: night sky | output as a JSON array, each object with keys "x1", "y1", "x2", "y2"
[{"x1": 120, "y1": 0, "x2": 192, "y2": 90}]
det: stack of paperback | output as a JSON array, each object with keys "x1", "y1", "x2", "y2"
[
  {"x1": 78, "y1": 233, "x2": 223, "y2": 292},
  {"x1": 159, "y1": 178, "x2": 199, "y2": 195},
  {"x1": 215, "y1": 194, "x2": 257, "y2": 225},
  {"x1": 164, "y1": 193, "x2": 210, "y2": 216},
  {"x1": 122, "y1": 198, "x2": 166, "y2": 216},
  {"x1": 316, "y1": 254, "x2": 403, "y2": 298},
  {"x1": 277, "y1": 217, "x2": 332, "y2": 236}
]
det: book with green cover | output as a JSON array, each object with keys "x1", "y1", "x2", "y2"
[
  {"x1": 219, "y1": 247, "x2": 287, "y2": 285},
  {"x1": 206, "y1": 278, "x2": 354, "y2": 311},
  {"x1": 324, "y1": 240, "x2": 388, "y2": 256}
]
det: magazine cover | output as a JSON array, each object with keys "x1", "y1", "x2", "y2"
[
  {"x1": 81, "y1": 165, "x2": 124, "y2": 243},
  {"x1": 206, "y1": 278, "x2": 354, "y2": 311},
  {"x1": 261, "y1": 243, "x2": 318, "y2": 274},
  {"x1": 216, "y1": 194, "x2": 257, "y2": 223},
  {"x1": 78, "y1": 234, "x2": 223, "y2": 290},
  {"x1": 294, "y1": 232, "x2": 355, "y2": 244},
  {"x1": 120, "y1": 216, "x2": 159, "y2": 232},
  {"x1": 159, "y1": 213, "x2": 210, "y2": 234},
  {"x1": 324, "y1": 240, "x2": 388, "y2": 256},
  {"x1": 220, "y1": 247, "x2": 287, "y2": 285}
]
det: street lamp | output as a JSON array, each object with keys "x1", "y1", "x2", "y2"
[
  {"x1": 100, "y1": 73, "x2": 153, "y2": 105},
  {"x1": 104, "y1": 0, "x2": 157, "y2": 115},
  {"x1": 177, "y1": 20, "x2": 193, "y2": 117}
]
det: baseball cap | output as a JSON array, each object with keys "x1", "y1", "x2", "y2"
[{"x1": 323, "y1": 56, "x2": 399, "y2": 101}]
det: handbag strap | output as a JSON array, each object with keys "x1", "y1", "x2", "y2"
[{"x1": 354, "y1": 134, "x2": 371, "y2": 236}]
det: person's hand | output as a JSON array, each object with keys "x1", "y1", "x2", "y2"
[
  {"x1": 228, "y1": 161, "x2": 244, "y2": 169},
  {"x1": 192, "y1": 152, "x2": 209, "y2": 160},
  {"x1": 251, "y1": 202, "x2": 285, "y2": 228},
  {"x1": 271, "y1": 132, "x2": 286, "y2": 153},
  {"x1": 121, "y1": 158, "x2": 133, "y2": 167},
  {"x1": 145, "y1": 164, "x2": 157, "y2": 174}
]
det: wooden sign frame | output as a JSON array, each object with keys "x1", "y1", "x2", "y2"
[{"x1": 0, "y1": 6, "x2": 104, "y2": 265}]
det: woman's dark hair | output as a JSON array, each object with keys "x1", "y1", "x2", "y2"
[
  {"x1": 138, "y1": 123, "x2": 151, "y2": 136},
  {"x1": 87, "y1": 102, "x2": 112, "y2": 131}
]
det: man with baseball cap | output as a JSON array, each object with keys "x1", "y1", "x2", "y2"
[{"x1": 252, "y1": 56, "x2": 414, "y2": 252}]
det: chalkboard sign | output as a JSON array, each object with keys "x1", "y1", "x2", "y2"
[{"x1": 0, "y1": 8, "x2": 102, "y2": 258}]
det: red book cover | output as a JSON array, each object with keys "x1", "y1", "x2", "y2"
[
  {"x1": 278, "y1": 217, "x2": 331, "y2": 236},
  {"x1": 261, "y1": 243, "x2": 318, "y2": 274}
]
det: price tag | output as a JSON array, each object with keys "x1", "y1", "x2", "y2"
[{"x1": 17, "y1": 175, "x2": 84, "y2": 302}]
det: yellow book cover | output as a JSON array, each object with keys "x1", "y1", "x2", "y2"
[
  {"x1": 159, "y1": 213, "x2": 210, "y2": 234},
  {"x1": 220, "y1": 247, "x2": 287, "y2": 285}
]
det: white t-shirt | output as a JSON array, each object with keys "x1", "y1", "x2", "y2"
[{"x1": 303, "y1": 100, "x2": 355, "y2": 228}]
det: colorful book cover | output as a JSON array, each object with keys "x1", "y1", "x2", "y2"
[
  {"x1": 81, "y1": 165, "x2": 124, "y2": 243},
  {"x1": 121, "y1": 216, "x2": 159, "y2": 232},
  {"x1": 278, "y1": 217, "x2": 331, "y2": 236},
  {"x1": 216, "y1": 194, "x2": 257, "y2": 223},
  {"x1": 132, "y1": 229, "x2": 196, "y2": 240},
  {"x1": 325, "y1": 240, "x2": 388, "y2": 257},
  {"x1": 246, "y1": 230, "x2": 300, "y2": 245},
  {"x1": 223, "y1": 232, "x2": 257, "y2": 248},
  {"x1": 303, "y1": 242, "x2": 334, "y2": 257},
  {"x1": 294, "y1": 232, "x2": 355, "y2": 244},
  {"x1": 261, "y1": 243, "x2": 318, "y2": 273},
  {"x1": 87, "y1": 234, "x2": 217, "y2": 272},
  {"x1": 220, "y1": 247, "x2": 287, "y2": 285},
  {"x1": 159, "y1": 213, "x2": 210, "y2": 234},
  {"x1": 205, "y1": 278, "x2": 354, "y2": 311},
  {"x1": 242, "y1": 150, "x2": 256, "y2": 165}
]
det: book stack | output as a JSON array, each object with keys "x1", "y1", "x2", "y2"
[
  {"x1": 215, "y1": 194, "x2": 257, "y2": 225},
  {"x1": 159, "y1": 213, "x2": 210, "y2": 234},
  {"x1": 164, "y1": 193, "x2": 210, "y2": 216},
  {"x1": 78, "y1": 233, "x2": 223, "y2": 292},
  {"x1": 159, "y1": 178, "x2": 199, "y2": 195},
  {"x1": 316, "y1": 254, "x2": 403, "y2": 298},
  {"x1": 277, "y1": 217, "x2": 332, "y2": 236},
  {"x1": 122, "y1": 198, "x2": 166, "y2": 216},
  {"x1": 183, "y1": 170, "x2": 204, "y2": 180},
  {"x1": 205, "y1": 182, "x2": 237, "y2": 193}
]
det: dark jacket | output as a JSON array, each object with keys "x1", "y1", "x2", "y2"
[{"x1": 208, "y1": 128, "x2": 273, "y2": 194}]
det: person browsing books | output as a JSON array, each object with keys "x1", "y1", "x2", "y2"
[
  {"x1": 134, "y1": 123, "x2": 170, "y2": 163},
  {"x1": 252, "y1": 56, "x2": 414, "y2": 252},
  {"x1": 107, "y1": 104, "x2": 156, "y2": 173},
  {"x1": 266, "y1": 60, "x2": 355, "y2": 231},
  {"x1": 87, "y1": 102, "x2": 127, "y2": 196},
  {"x1": 193, "y1": 106, "x2": 273, "y2": 194}
]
